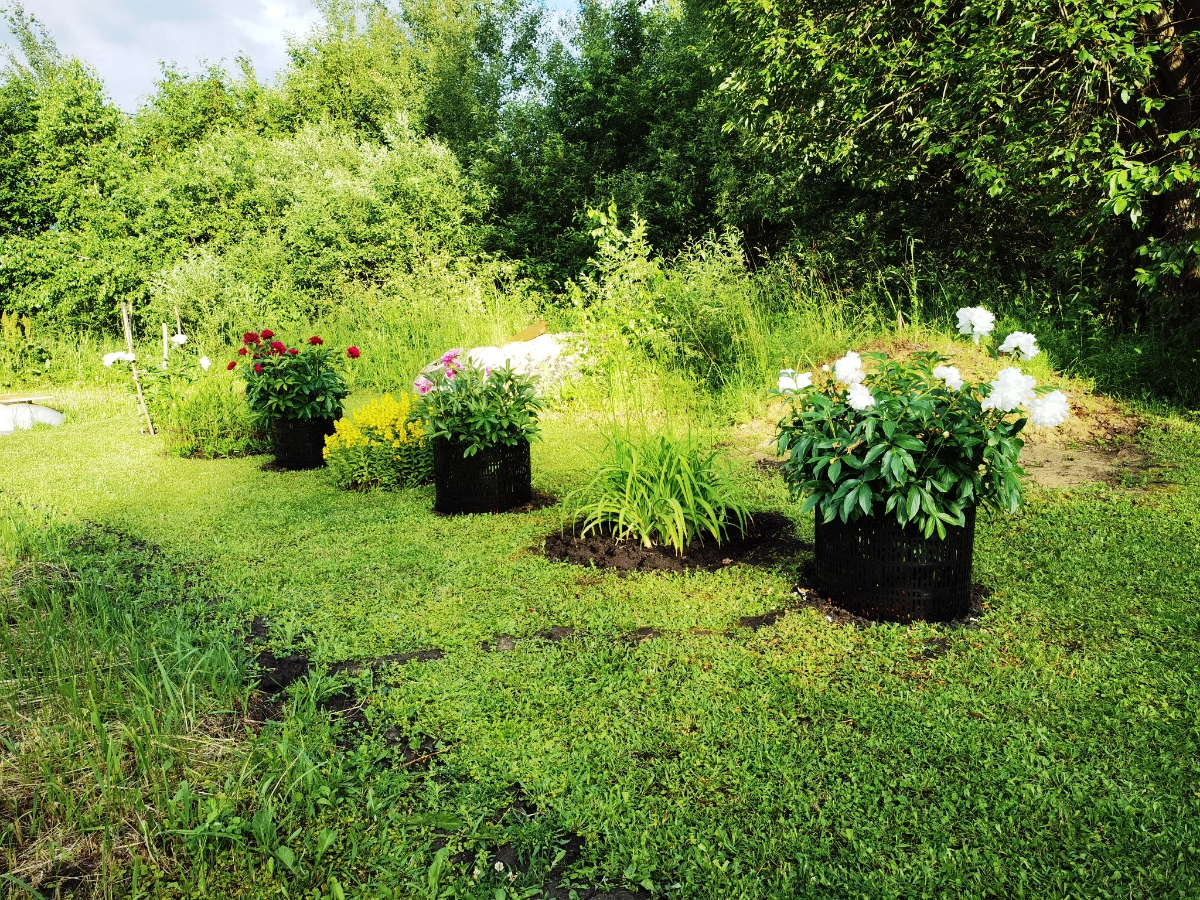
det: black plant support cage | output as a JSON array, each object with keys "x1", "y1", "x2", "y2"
[
  {"x1": 814, "y1": 507, "x2": 976, "y2": 623},
  {"x1": 270, "y1": 415, "x2": 339, "y2": 471},
  {"x1": 433, "y1": 438, "x2": 532, "y2": 514}
]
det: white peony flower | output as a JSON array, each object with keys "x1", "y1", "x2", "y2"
[
  {"x1": 932, "y1": 365, "x2": 964, "y2": 391},
  {"x1": 1029, "y1": 390, "x2": 1070, "y2": 428},
  {"x1": 102, "y1": 352, "x2": 122, "y2": 367},
  {"x1": 834, "y1": 351, "x2": 865, "y2": 385},
  {"x1": 777, "y1": 369, "x2": 813, "y2": 393},
  {"x1": 956, "y1": 307, "x2": 996, "y2": 343},
  {"x1": 997, "y1": 331, "x2": 1039, "y2": 361},
  {"x1": 980, "y1": 366, "x2": 1037, "y2": 412},
  {"x1": 846, "y1": 383, "x2": 876, "y2": 410},
  {"x1": 171, "y1": 333, "x2": 187, "y2": 346},
  {"x1": 199, "y1": 356, "x2": 212, "y2": 371}
]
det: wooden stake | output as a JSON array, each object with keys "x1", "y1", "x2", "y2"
[
  {"x1": 162, "y1": 322, "x2": 169, "y2": 362},
  {"x1": 121, "y1": 302, "x2": 155, "y2": 436},
  {"x1": 174, "y1": 306, "x2": 183, "y2": 336}
]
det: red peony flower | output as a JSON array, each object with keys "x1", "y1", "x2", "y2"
[
  {"x1": 288, "y1": 348, "x2": 298, "y2": 356},
  {"x1": 227, "y1": 360, "x2": 237, "y2": 370},
  {"x1": 260, "y1": 329, "x2": 275, "y2": 339},
  {"x1": 237, "y1": 347, "x2": 247, "y2": 356},
  {"x1": 244, "y1": 332, "x2": 260, "y2": 344},
  {"x1": 308, "y1": 336, "x2": 323, "y2": 346},
  {"x1": 269, "y1": 340, "x2": 285, "y2": 352},
  {"x1": 347, "y1": 346, "x2": 361, "y2": 359},
  {"x1": 254, "y1": 363, "x2": 263, "y2": 373}
]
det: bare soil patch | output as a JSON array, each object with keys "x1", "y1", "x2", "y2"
[{"x1": 543, "y1": 511, "x2": 806, "y2": 574}]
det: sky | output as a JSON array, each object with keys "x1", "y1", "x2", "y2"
[
  {"x1": 0, "y1": 0, "x2": 323, "y2": 110},
  {"x1": 1, "y1": 0, "x2": 579, "y2": 112}
]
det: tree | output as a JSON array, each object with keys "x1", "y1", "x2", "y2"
[{"x1": 709, "y1": 0, "x2": 1200, "y2": 321}]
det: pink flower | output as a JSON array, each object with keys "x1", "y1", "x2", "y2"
[
  {"x1": 440, "y1": 348, "x2": 463, "y2": 365},
  {"x1": 444, "y1": 367, "x2": 456, "y2": 380},
  {"x1": 414, "y1": 375, "x2": 434, "y2": 395},
  {"x1": 254, "y1": 363, "x2": 263, "y2": 374},
  {"x1": 483, "y1": 366, "x2": 492, "y2": 379}
]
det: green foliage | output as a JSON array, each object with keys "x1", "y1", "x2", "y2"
[
  {"x1": 776, "y1": 352, "x2": 1034, "y2": 538},
  {"x1": 416, "y1": 356, "x2": 543, "y2": 456},
  {"x1": 565, "y1": 431, "x2": 749, "y2": 553},
  {"x1": 710, "y1": 0, "x2": 1200, "y2": 315},
  {"x1": 140, "y1": 356, "x2": 267, "y2": 459},
  {"x1": 232, "y1": 331, "x2": 352, "y2": 422},
  {"x1": 324, "y1": 393, "x2": 433, "y2": 489}
]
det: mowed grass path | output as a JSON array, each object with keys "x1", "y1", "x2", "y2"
[{"x1": 5, "y1": 389, "x2": 1200, "y2": 899}]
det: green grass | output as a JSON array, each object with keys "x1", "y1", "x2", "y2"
[{"x1": 2, "y1": 377, "x2": 1199, "y2": 898}]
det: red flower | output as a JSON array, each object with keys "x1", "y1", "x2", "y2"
[
  {"x1": 260, "y1": 329, "x2": 275, "y2": 339},
  {"x1": 227, "y1": 360, "x2": 237, "y2": 371},
  {"x1": 237, "y1": 347, "x2": 247, "y2": 356},
  {"x1": 270, "y1": 340, "x2": 285, "y2": 353},
  {"x1": 244, "y1": 332, "x2": 260, "y2": 344},
  {"x1": 288, "y1": 348, "x2": 299, "y2": 356},
  {"x1": 347, "y1": 346, "x2": 361, "y2": 359},
  {"x1": 308, "y1": 336, "x2": 323, "y2": 346},
  {"x1": 254, "y1": 363, "x2": 263, "y2": 374}
]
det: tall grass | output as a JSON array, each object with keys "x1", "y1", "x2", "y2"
[{"x1": 0, "y1": 509, "x2": 249, "y2": 895}]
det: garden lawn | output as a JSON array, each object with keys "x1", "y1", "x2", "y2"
[{"x1": 3, "y1": 388, "x2": 1200, "y2": 899}]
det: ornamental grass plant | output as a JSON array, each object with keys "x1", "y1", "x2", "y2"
[
  {"x1": 323, "y1": 393, "x2": 433, "y2": 490},
  {"x1": 775, "y1": 309, "x2": 1070, "y2": 538},
  {"x1": 565, "y1": 431, "x2": 750, "y2": 554}
]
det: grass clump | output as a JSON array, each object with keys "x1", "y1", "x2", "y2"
[
  {"x1": 565, "y1": 431, "x2": 750, "y2": 554},
  {"x1": 323, "y1": 393, "x2": 432, "y2": 489}
]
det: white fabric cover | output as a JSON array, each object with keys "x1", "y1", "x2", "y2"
[{"x1": 0, "y1": 404, "x2": 65, "y2": 436}]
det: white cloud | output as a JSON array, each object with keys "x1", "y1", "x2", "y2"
[{"x1": 1, "y1": 0, "x2": 321, "y2": 110}]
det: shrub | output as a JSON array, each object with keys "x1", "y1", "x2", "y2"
[
  {"x1": 774, "y1": 309, "x2": 1071, "y2": 538},
  {"x1": 139, "y1": 355, "x2": 266, "y2": 458},
  {"x1": 228, "y1": 330, "x2": 356, "y2": 421},
  {"x1": 324, "y1": 393, "x2": 433, "y2": 490},
  {"x1": 414, "y1": 351, "x2": 543, "y2": 457},
  {"x1": 565, "y1": 432, "x2": 750, "y2": 554}
]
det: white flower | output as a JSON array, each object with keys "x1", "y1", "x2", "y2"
[
  {"x1": 997, "y1": 331, "x2": 1039, "y2": 361},
  {"x1": 1029, "y1": 390, "x2": 1070, "y2": 428},
  {"x1": 834, "y1": 351, "x2": 865, "y2": 385},
  {"x1": 821, "y1": 364, "x2": 830, "y2": 372},
  {"x1": 102, "y1": 352, "x2": 122, "y2": 367},
  {"x1": 932, "y1": 365, "x2": 964, "y2": 391},
  {"x1": 846, "y1": 383, "x2": 876, "y2": 410},
  {"x1": 199, "y1": 356, "x2": 212, "y2": 371},
  {"x1": 980, "y1": 366, "x2": 1036, "y2": 412},
  {"x1": 171, "y1": 333, "x2": 187, "y2": 346},
  {"x1": 956, "y1": 307, "x2": 996, "y2": 344},
  {"x1": 777, "y1": 369, "x2": 813, "y2": 393},
  {"x1": 494, "y1": 862, "x2": 505, "y2": 872}
]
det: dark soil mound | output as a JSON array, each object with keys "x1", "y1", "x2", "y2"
[{"x1": 543, "y1": 511, "x2": 806, "y2": 574}]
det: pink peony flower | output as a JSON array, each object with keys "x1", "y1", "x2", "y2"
[
  {"x1": 440, "y1": 348, "x2": 463, "y2": 365},
  {"x1": 414, "y1": 375, "x2": 434, "y2": 395}
]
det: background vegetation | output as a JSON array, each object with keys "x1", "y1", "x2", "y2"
[{"x1": 2, "y1": 0, "x2": 1199, "y2": 405}]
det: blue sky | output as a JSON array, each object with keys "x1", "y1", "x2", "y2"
[{"x1": 2, "y1": 0, "x2": 578, "y2": 112}]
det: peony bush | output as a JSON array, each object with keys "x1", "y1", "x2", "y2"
[{"x1": 774, "y1": 309, "x2": 1070, "y2": 538}]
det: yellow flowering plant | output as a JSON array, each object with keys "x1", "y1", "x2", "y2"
[{"x1": 323, "y1": 393, "x2": 433, "y2": 489}]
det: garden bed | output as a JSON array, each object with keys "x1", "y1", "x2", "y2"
[{"x1": 542, "y1": 511, "x2": 806, "y2": 573}]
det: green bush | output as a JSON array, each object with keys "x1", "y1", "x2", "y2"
[
  {"x1": 140, "y1": 356, "x2": 266, "y2": 458},
  {"x1": 323, "y1": 393, "x2": 433, "y2": 490},
  {"x1": 565, "y1": 431, "x2": 750, "y2": 554}
]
